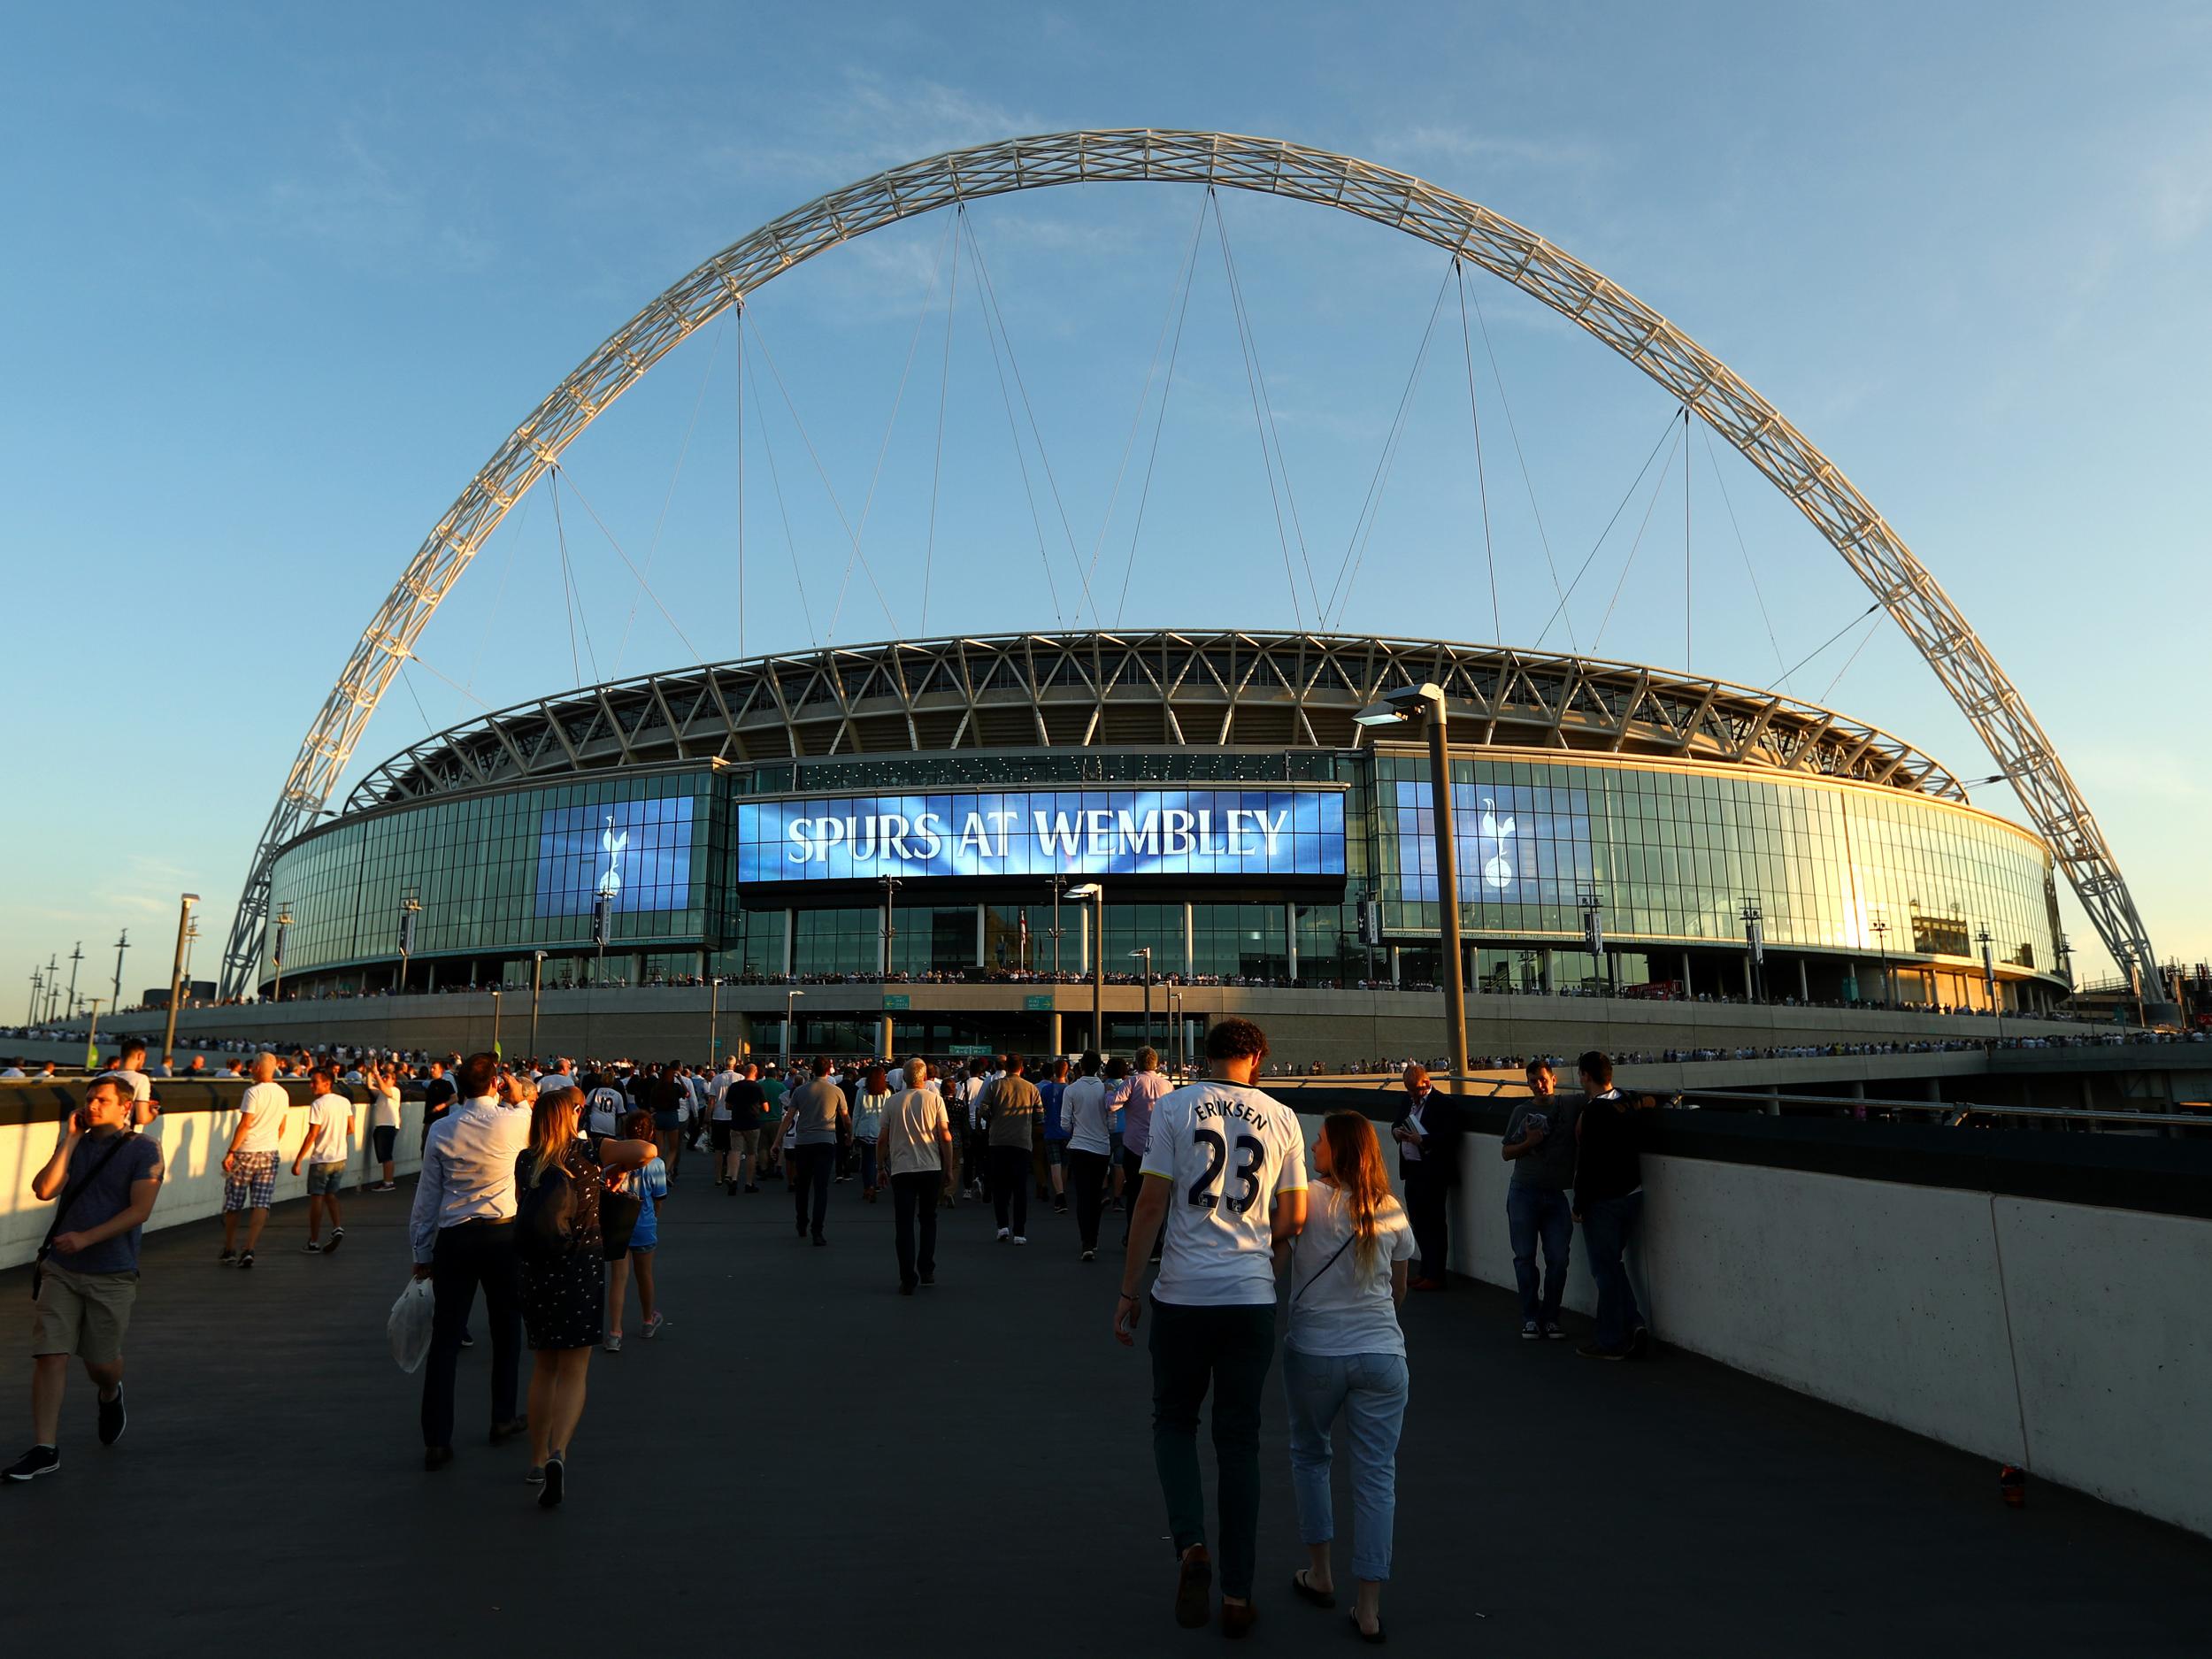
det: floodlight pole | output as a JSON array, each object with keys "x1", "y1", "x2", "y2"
[
  {"x1": 272, "y1": 910, "x2": 292, "y2": 1004},
  {"x1": 1423, "y1": 700, "x2": 1471, "y2": 1083},
  {"x1": 530, "y1": 950, "x2": 548, "y2": 1061},
  {"x1": 1130, "y1": 947, "x2": 1153, "y2": 1053},
  {"x1": 158, "y1": 894, "x2": 200, "y2": 1069},
  {"x1": 110, "y1": 929, "x2": 127, "y2": 1012}
]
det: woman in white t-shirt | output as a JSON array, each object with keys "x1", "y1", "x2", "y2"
[{"x1": 1280, "y1": 1111, "x2": 1415, "y2": 1643}]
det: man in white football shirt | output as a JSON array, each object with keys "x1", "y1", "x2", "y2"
[{"x1": 1115, "y1": 1017, "x2": 1307, "y2": 1639}]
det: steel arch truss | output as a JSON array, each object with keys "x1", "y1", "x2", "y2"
[
  {"x1": 220, "y1": 129, "x2": 2158, "y2": 995},
  {"x1": 344, "y1": 631, "x2": 1965, "y2": 808}
]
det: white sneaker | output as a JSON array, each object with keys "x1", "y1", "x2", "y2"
[
  {"x1": 1012, "y1": 1236, "x2": 1028, "y2": 1246},
  {"x1": 604, "y1": 1332, "x2": 623, "y2": 1353},
  {"x1": 995, "y1": 1228, "x2": 1010, "y2": 1242}
]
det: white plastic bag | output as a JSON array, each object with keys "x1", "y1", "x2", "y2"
[{"x1": 388, "y1": 1278, "x2": 435, "y2": 1373}]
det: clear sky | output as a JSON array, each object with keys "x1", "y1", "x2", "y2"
[{"x1": 4, "y1": 1, "x2": 2207, "y2": 1012}]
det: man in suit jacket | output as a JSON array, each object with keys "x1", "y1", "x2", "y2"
[{"x1": 1390, "y1": 1064, "x2": 1461, "y2": 1290}]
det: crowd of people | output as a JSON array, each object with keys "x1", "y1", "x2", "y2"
[{"x1": 11, "y1": 1012, "x2": 1693, "y2": 1644}]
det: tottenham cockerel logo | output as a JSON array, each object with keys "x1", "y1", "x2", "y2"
[
  {"x1": 1480, "y1": 797, "x2": 1516, "y2": 890},
  {"x1": 596, "y1": 817, "x2": 629, "y2": 899}
]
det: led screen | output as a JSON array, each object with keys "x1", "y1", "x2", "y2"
[
  {"x1": 735, "y1": 788, "x2": 1344, "y2": 885},
  {"x1": 1391, "y1": 780, "x2": 1593, "y2": 902},
  {"x1": 535, "y1": 797, "x2": 695, "y2": 917}
]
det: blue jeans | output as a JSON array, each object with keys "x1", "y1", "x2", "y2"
[
  {"x1": 1282, "y1": 1347, "x2": 1409, "y2": 1585},
  {"x1": 1580, "y1": 1191, "x2": 1645, "y2": 1351},
  {"x1": 1506, "y1": 1184, "x2": 1572, "y2": 1325}
]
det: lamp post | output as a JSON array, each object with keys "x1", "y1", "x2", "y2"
[
  {"x1": 27, "y1": 967, "x2": 42, "y2": 1025},
  {"x1": 530, "y1": 950, "x2": 548, "y2": 1061},
  {"x1": 1353, "y1": 684, "x2": 1469, "y2": 1081},
  {"x1": 1978, "y1": 926, "x2": 2001, "y2": 1040},
  {"x1": 1740, "y1": 898, "x2": 1764, "y2": 1003},
  {"x1": 1048, "y1": 875, "x2": 1066, "y2": 976},
  {"x1": 1129, "y1": 947, "x2": 1154, "y2": 1054},
  {"x1": 42, "y1": 956, "x2": 60, "y2": 1025},
  {"x1": 1870, "y1": 916, "x2": 1892, "y2": 1005},
  {"x1": 707, "y1": 974, "x2": 721, "y2": 1071},
  {"x1": 781, "y1": 988, "x2": 804, "y2": 1070},
  {"x1": 878, "y1": 874, "x2": 902, "y2": 978},
  {"x1": 158, "y1": 894, "x2": 199, "y2": 1070},
  {"x1": 272, "y1": 909, "x2": 293, "y2": 1004},
  {"x1": 491, "y1": 987, "x2": 503, "y2": 1058},
  {"x1": 1069, "y1": 883, "x2": 1104, "y2": 1052},
  {"x1": 64, "y1": 941, "x2": 83, "y2": 1023},
  {"x1": 396, "y1": 891, "x2": 421, "y2": 994},
  {"x1": 111, "y1": 929, "x2": 127, "y2": 1012}
]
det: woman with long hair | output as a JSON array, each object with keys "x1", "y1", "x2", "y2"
[
  {"x1": 605, "y1": 1108, "x2": 670, "y2": 1345},
  {"x1": 515, "y1": 1085, "x2": 655, "y2": 1507},
  {"x1": 852, "y1": 1064, "x2": 891, "y2": 1202},
  {"x1": 1279, "y1": 1111, "x2": 1416, "y2": 1643}
]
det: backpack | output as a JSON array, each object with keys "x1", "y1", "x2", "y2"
[{"x1": 515, "y1": 1163, "x2": 575, "y2": 1262}]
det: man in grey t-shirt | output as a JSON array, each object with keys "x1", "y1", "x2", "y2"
[
  {"x1": 784, "y1": 1057, "x2": 848, "y2": 1245},
  {"x1": 1500, "y1": 1058, "x2": 1579, "y2": 1339}
]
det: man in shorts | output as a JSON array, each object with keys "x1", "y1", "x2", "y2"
[
  {"x1": 5, "y1": 1076, "x2": 164, "y2": 1481},
  {"x1": 219, "y1": 1053, "x2": 292, "y2": 1269},
  {"x1": 293, "y1": 1066, "x2": 354, "y2": 1255}
]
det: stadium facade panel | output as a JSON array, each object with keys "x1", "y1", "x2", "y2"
[{"x1": 264, "y1": 632, "x2": 2062, "y2": 1014}]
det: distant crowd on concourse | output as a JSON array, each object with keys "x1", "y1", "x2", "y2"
[{"x1": 10, "y1": 1010, "x2": 1694, "y2": 1644}]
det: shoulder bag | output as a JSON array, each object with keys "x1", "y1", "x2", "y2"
[{"x1": 31, "y1": 1130, "x2": 137, "y2": 1301}]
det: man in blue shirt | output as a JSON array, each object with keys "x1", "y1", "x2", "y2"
[
  {"x1": 1039, "y1": 1056, "x2": 1071, "y2": 1214},
  {"x1": 6, "y1": 1077, "x2": 165, "y2": 1482}
]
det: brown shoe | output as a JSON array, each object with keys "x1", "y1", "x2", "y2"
[
  {"x1": 1220, "y1": 1600, "x2": 1257, "y2": 1640},
  {"x1": 1174, "y1": 1544, "x2": 1213, "y2": 1628}
]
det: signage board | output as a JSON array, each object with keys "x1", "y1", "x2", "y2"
[
  {"x1": 881, "y1": 994, "x2": 910, "y2": 1010},
  {"x1": 735, "y1": 787, "x2": 1343, "y2": 886},
  {"x1": 536, "y1": 797, "x2": 695, "y2": 918},
  {"x1": 948, "y1": 1043, "x2": 993, "y2": 1056},
  {"x1": 1023, "y1": 994, "x2": 1055, "y2": 1010}
]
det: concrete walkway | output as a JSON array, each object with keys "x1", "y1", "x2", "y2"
[{"x1": 2, "y1": 1161, "x2": 2207, "y2": 1655}]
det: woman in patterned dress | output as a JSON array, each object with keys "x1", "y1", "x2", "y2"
[{"x1": 516, "y1": 1084, "x2": 656, "y2": 1507}]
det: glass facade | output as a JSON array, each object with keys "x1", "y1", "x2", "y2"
[{"x1": 265, "y1": 746, "x2": 2060, "y2": 989}]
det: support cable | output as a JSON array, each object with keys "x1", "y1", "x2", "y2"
[
  {"x1": 1324, "y1": 261, "x2": 1454, "y2": 629},
  {"x1": 465, "y1": 483, "x2": 534, "y2": 691},
  {"x1": 404, "y1": 650, "x2": 498, "y2": 712},
  {"x1": 549, "y1": 462, "x2": 705, "y2": 664},
  {"x1": 920, "y1": 209, "x2": 962, "y2": 634},
  {"x1": 1777, "y1": 601, "x2": 1880, "y2": 685},
  {"x1": 399, "y1": 664, "x2": 436, "y2": 734},
  {"x1": 1115, "y1": 199, "x2": 1208, "y2": 627},
  {"x1": 743, "y1": 312, "x2": 897, "y2": 640},
  {"x1": 1699, "y1": 425, "x2": 1789, "y2": 688},
  {"x1": 1684, "y1": 406, "x2": 1693, "y2": 673},
  {"x1": 1532, "y1": 407, "x2": 1682, "y2": 650},
  {"x1": 1454, "y1": 261, "x2": 1502, "y2": 645},
  {"x1": 548, "y1": 472, "x2": 593, "y2": 686},
  {"x1": 612, "y1": 312, "x2": 724, "y2": 677},
  {"x1": 1818, "y1": 611, "x2": 1886, "y2": 703},
  {"x1": 1209, "y1": 188, "x2": 1304, "y2": 628},
  {"x1": 1087, "y1": 196, "x2": 1209, "y2": 625},
  {"x1": 735, "y1": 306, "x2": 746, "y2": 658},
  {"x1": 1212, "y1": 188, "x2": 1323, "y2": 625},
  {"x1": 741, "y1": 326, "x2": 818, "y2": 647},
  {"x1": 1591, "y1": 415, "x2": 1686, "y2": 654},
  {"x1": 957, "y1": 211, "x2": 1067, "y2": 627},
  {"x1": 1468, "y1": 285, "x2": 1577, "y2": 650},
  {"x1": 958, "y1": 210, "x2": 1098, "y2": 628}
]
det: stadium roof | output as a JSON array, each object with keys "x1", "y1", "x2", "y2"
[{"x1": 344, "y1": 630, "x2": 1966, "y2": 811}]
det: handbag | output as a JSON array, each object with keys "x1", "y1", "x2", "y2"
[
  {"x1": 600, "y1": 1167, "x2": 642, "y2": 1255},
  {"x1": 31, "y1": 1127, "x2": 135, "y2": 1301}
]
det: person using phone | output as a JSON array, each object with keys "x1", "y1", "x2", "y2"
[{"x1": 5, "y1": 1078, "x2": 165, "y2": 1483}]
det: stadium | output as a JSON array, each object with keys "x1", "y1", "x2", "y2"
[
  {"x1": 189, "y1": 131, "x2": 2169, "y2": 1062},
  {"x1": 250, "y1": 627, "x2": 2066, "y2": 1064}
]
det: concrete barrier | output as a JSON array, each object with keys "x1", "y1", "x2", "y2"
[
  {"x1": 1, "y1": 1079, "x2": 425, "y2": 1271},
  {"x1": 1291, "y1": 1105, "x2": 2212, "y2": 1540}
]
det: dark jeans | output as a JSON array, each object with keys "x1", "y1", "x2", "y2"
[
  {"x1": 988, "y1": 1145, "x2": 1031, "y2": 1235},
  {"x1": 1581, "y1": 1190, "x2": 1645, "y2": 1351},
  {"x1": 793, "y1": 1142, "x2": 835, "y2": 1240},
  {"x1": 1118, "y1": 1147, "x2": 1145, "y2": 1240},
  {"x1": 1148, "y1": 1296, "x2": 1278, "y2": 1601},
  {"x1": 420, "y1": 1219, "x2": 522, "y2": 1450},
  {"x1": 1068, "y1": 1148, "x2": 1111, "y2": 1250},
  {"x1": 857, "y1": 1141, "x2": 879, "y2": 1191},
  {"x1": 1506, "y1": 1183, "x2": 1573, "y2": 1325},
  {"x1": 890, "y1": 1170, "x2": 942, "y2": 1287},
  {"x1": 1404, "y1": 1161, "x2": 1450, "y2": 1281}
]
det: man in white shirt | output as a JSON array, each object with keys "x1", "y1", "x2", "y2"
[
  {"x1": 219, "y1": 1054, "x2": 292, "y2": 1268},
  {"x1": 408, "y1": 1052, "x2": 531, "y2": 1470},
  {"x1": 1116, "y1": 1018, "x2": 1307, "y2": 1638},
  {"x1": 292, "y1": 1066, "x2": 354, "y2": 1254},
  {"x1": 104, "y1": 1038, "x2": 159, "y2": 1140}
]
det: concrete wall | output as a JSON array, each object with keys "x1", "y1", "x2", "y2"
[
  {"x1": 1, "y1": 1080, "x2": 425, "y2": 1271},
  {"x1": 1293, "y1": 1108, "x2": 2212, "y2": 1540}
]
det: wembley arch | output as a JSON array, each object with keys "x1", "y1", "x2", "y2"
[{"x1": 217, "y1": 128, "x2": 2162, "y2": 999}]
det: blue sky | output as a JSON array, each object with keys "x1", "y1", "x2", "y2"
[{"x1": 4, "y1": 1, "x2": 2208, "y2": 1010}]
